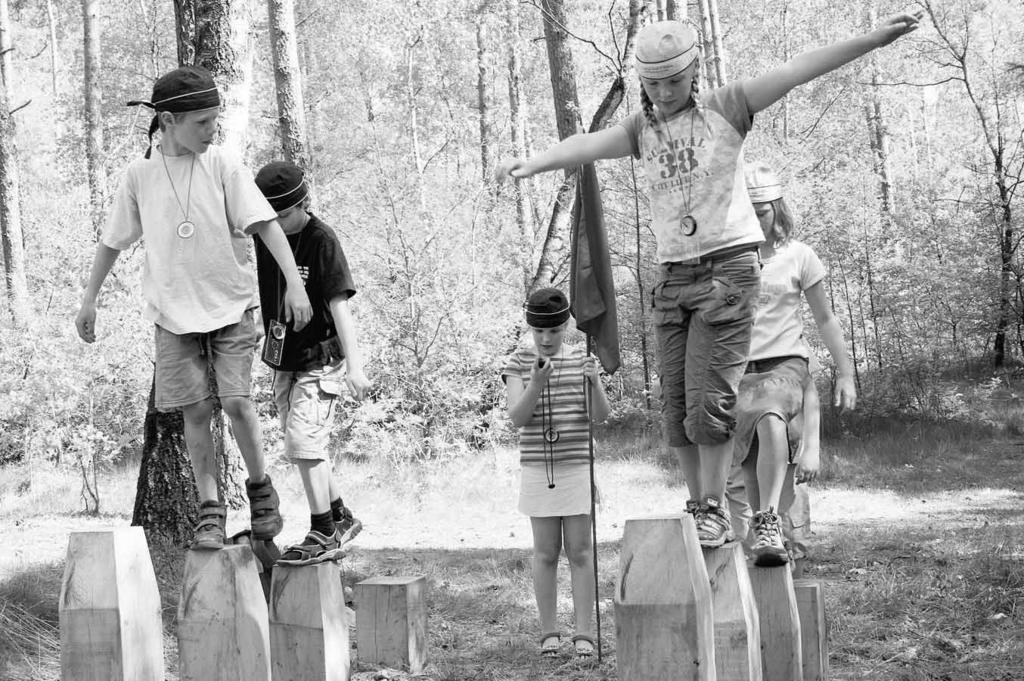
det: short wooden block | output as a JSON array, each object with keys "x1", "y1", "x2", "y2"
[
  {"x1": 270, "y1": 563, "x2": 350, "y2": 681},
  {"x1": 355, "y1": 576, "x2": 427, "y2": 674},
  {"x1": 177, "y1": 545, "x2": 271, "y2": 681},
  {"x1": 794, "y1": 580, "x2": 828, "y2": 681},
  {"x1": 749, "y1": 566, "x2": 802, "y2": 681},
  {"x1": 703, "y1": 542, "x2": 762, "y2": 681},
  {"x1": 59, "y1": 528, "x2": 164, "y2": 681},
  {"x1": 614, "y1": 515, "x2": 716, "y2": 681}
]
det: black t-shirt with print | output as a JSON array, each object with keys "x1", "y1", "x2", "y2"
[{"x1": 254, "y1": 213, "x2": 356, "y2": 371}]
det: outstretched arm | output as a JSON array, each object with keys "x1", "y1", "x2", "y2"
[
  {"x1": 745, "y1": 11, "x2": 923, "y2": 114},
  {"x1": 804, "y1": 282, "x2": 856, "y2": 410},
  {"x1": 495, "y1": 126, "x2": 633, "y2": 180}
]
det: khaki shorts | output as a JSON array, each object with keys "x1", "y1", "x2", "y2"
[
  {"x1": 273, "y1": 360, "x2": 345, "y2": 462},
  {"x1": 154, "y1": 309, "x2": 258, "y2": 411}
]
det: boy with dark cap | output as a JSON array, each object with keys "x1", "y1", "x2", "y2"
[
  {"x1": 75, "y1": 66, "x2": 313, "y2": 550},
  {"x1": 253, "y1": 161, "x2": 371, "y2": 565}
]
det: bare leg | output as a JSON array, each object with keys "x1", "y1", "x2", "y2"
[
  {"x1": 181, "y1": 399, "x2": 218, "y2": 501},
  {"x1": 296, "y1": 459, "x2": 332, "y2": 515},
  {"x1": 754, "y1": 416, "x2": 789, "y2": 511},
  {"x1": 220, "y1": 396, "x2": 266, "y2": 483},
  {"x1": 698, "y1": 439, "x2": 734, "y2": 502},
  {"x1": 530, "y1": 516, "x2": 563, "y2": 636},
  {"x1": 562, "y1": 514, "x2": 595, "y2": 639},
  {"x1": 672, "y1": 443, "x2": 700, "y2": 501}
]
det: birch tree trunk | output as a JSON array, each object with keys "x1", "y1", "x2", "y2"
[
  {"x1": 0, "y1": 0, "x2": 28, "y2": 328},
  {"x1": 506, "y1": 1, "x2": 533, "y2": 292},
  {"x1": 266, "y1": 0, "x2": 309, "y2": 167},
  {"x1": 82, "y1": 0, "x2": 106, "y2": 239},
  {"x1": 477, "y1": 17, "x2": 495, "y2": 185},
  {"x1": 45, "y1": 0, "x2": 60, "y2": 94}
]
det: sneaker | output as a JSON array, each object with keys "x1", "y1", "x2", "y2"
[
  {"x1": 751, "y1": 508, "x2": 789, "y2": 567},
  {"x1": 276, "y1": 529, "x2": 345, "y2": 566},
  {"x1": 192, "y1": 502, "x2": 227, "y2": 550},
  {"x1": 696, "y1": 496, "x2": 735, "y2": 548},
  {"x1": 246, "y1": 475, "x2": 284, "y2": 541},
  {"x1": 335, "y1": 506, "x2": 363, "y2": 546}
]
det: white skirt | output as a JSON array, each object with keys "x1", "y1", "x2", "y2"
[{"x1": 518, "y1": 463, "x2": 599, "y2": 517}]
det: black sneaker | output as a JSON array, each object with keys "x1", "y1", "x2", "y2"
[
  {"x1": 751, "y1": 508, "x2": 789, "y2": 567},
  {"x1": 335, "y1": 506, "x2": 363, "y2": 546}
]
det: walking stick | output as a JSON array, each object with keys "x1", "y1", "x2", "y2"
[{"x1": 585, "y1": 336, "x2": 603, "y2": 663}]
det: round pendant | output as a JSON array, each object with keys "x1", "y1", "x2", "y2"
[
  {"x1": 177, "y1": 220, "x2": 196, "y2": 239},
  {"x1": 681, "y1": 215, "x2": 698, "y2": 236},
  {"x1": 544, "y1": 427, "x2": 560, "y2": 444}
]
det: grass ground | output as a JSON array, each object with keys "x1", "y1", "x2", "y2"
[{"x1": 1, "y1": 414, "x2": 1023, "y2": 680}]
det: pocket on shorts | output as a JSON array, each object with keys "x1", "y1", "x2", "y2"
[
  {"x1": 314, "y1": 381, "x2": 339, "y2": 425},
  {"x1": 650, "y1": 281, "x2": 684, "y2": 326},
  {"x1": 704, "y1": 255, "x2": 760, "y2": 325}
]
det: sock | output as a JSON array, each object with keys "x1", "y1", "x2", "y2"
[
  {"x1": 200, "y1": 499, "x2": 222, "y2": 509},
  {"x1": 311, "y1": 510, "x2": 335, "y2": 536},
  {"x1": 330, "y1": 497, "x2": 345, "y2": 522}
]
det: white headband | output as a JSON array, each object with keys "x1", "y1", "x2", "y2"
[{"x1": 636, "y1": 46, "x2": 698, "y2": 80}]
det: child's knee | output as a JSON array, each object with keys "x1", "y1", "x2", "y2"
[
  {"x1": 220, "y1": 395, "x2": 254, "y2": 420},
  {"x1": 533, "y1": 544, "x2": 561, "y2": 566},
  {"x1": 564, "y1": 541, "x2": 592, "y2": 568},
  {"x1": 181, "y1": 398, "x2": 214, "y2": 424}
]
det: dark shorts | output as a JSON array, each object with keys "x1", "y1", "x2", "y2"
[
  {"x1": 154, "y1": 309, "x2": 258, "y2": 411},
  {"x1": 652, "y1": 249, "x2": 761, "y2": 446},
  {"x1": 732, "y1": 355, "x2": 811, "y2": 465}
]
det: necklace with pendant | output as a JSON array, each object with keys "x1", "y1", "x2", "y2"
[
  {"x1": 660, "y1": 103, "x2": 698, "y2": 237},
  {"x1": 160, "y1": 149, "x2": 197, "y2": 239}
]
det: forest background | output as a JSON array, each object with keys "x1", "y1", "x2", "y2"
[{"x1": 0, "y1": 0, "x2": 1023, "y2": 679}]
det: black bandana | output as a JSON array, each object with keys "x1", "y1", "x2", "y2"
[
  {"x1": 525, "y1": 288, "x2": 571, "y2": 328},
  {"x1": 255, "y1": 161, "x2": 309, "y2": 212},
  {"x1": 127, "y1": 66, "x2": 222, "y2": 158}
]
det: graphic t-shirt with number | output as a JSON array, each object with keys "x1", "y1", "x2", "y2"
[{"x1": 620, "y1": 81, "x2": 763, "y2": 263}]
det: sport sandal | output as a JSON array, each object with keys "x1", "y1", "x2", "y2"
[
  {"x1": 572, "y1": 633, "x2": 595, "y2": 658},
  {"x1": 335, "y1": 506, "x2": 364, "y2": 546},
  {"x1": 276, "y1": 529, "x2": 346, "y2": 567},
  {"x1": 246, "y1": 475, "x2": 284, "y2": 540},
  {"x1": 539, "y1": 632, "x2": 562, "y2": 658},
  {"x1": 192, "y1": 501, "x2": 227, "y2": 550}
]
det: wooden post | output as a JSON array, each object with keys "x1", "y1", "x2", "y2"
[
  {"x1": 59, "y1": 528, "x2": 164, "y2": 681},
  {"x1": 354, "y1": 575, "x2": 427, "y2": 674},
  {"x1": 703, "y1": 542, "x2": 762, "y2": 681},
  {"x1": 793, "y1": 580, "x2": 828, "y2": 681},
  {"x1": 269, "y1": 563, "x2": 350, "y2": 681},
  {"x1": 749, "y1": 566, "x2": 802, "y2": 681},
  {"x1": 614, "y1": 515, "x2": 716, "y2": 681},
  {"x1": 177, "y1": 545, "x2": 271, "y2": 681}
]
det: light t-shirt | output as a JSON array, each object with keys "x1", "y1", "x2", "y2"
[
  {"x1": 620, "y1": 81, "x2": 763, "y2": 262},
  {"x1": 748, "y1": 240, "x2": 826, "y2": 361},
  {"x1": 102, "y1": 145, "x2": 277, "y2": 334}
]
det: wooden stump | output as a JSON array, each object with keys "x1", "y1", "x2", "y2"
[
  {"x1": 59, "y1": 528, "x2": 164, "y2": 681},
  {"x1": 177, "y1": 545, "x2": 271, "y2": 681},
  {"x1": 703, "y1": 542, "x2": 762, "y2": 681},
  {"x1": 269, "y1": 563, "x2": 350, "y2": 681},
  {"x1": 794, "y1": 580, "x2": 828, "y2": 681},
  {"x1": 354, "y1": 576, "x2": 427, "y2": 674},
  {"x1": 749, "y1": 566, "x2": 802, "y2": 681},
  {"x1": 614, "y1": 515, "x2": 716, "y2": 681}
]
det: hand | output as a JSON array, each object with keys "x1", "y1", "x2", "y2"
[
  {"x1": 582, "y1": 357, "x2": 601, "y2": 384},
  {"x1": 283, "y1": 286, "x2": 313, "y2": 332},
  {"x1": 833, "y1": 374, "x2": 857, "y2": 411},
  {"x1": 495, "y1": 158, "x2": 529, "y2": 182},
  {"x1": 794, "y1": 450, "x2": 820, "y2": 485},
  {"x1": 530, "y1": 355, "x2": 554, "y2": 385},
  {"x1": 75, "y1": 302, "x2": 97, "y2": 343},
  {"x1": 345, "y1": 366, "x2": 372, "y2": 402},
  {"x1": 873, "y1": 10, "x2": 924, "y2": 47}
]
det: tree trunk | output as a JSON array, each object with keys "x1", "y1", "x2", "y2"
[
  {"x1": 266, "y1": 0, "x2": 309, "y2": 167},
  {"x1": 0, "y1": 0, "x2": 28, "y2": 328},
  {"x1": 540, "y1": 0, "x2": 583, "y2": 149},
  {"x1": 82, "y1": 0, "x2": 106, "y2": 239},
  {"x1": 132, "y1": 380, "x2": 200, "y2": 546},
  {"x1": 45, "y1": 0, "x2": 60, "y2": 94},
  {"x1": 705, "y1": 0, "x2": 727, "y2": 86},
  {"x1": 505, "y1": 1, "x2": 533, "y2": 292},
  {"x1": 665, "y1": 0, "x2": 685, "y2": 21},
  {"x1": 477, "y1": 17, "x2": 495, "y2": 186}
]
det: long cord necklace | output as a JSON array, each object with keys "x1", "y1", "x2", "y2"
[
  {"x1": 539, "y1": 356, "x2": 562, "y2": 489},
  {"x1": 660, "y1": 105, "x2": 698, "y2": 237},
  {"x1": 160, "y1": 149, "x2": 197, "y2": 239}
]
